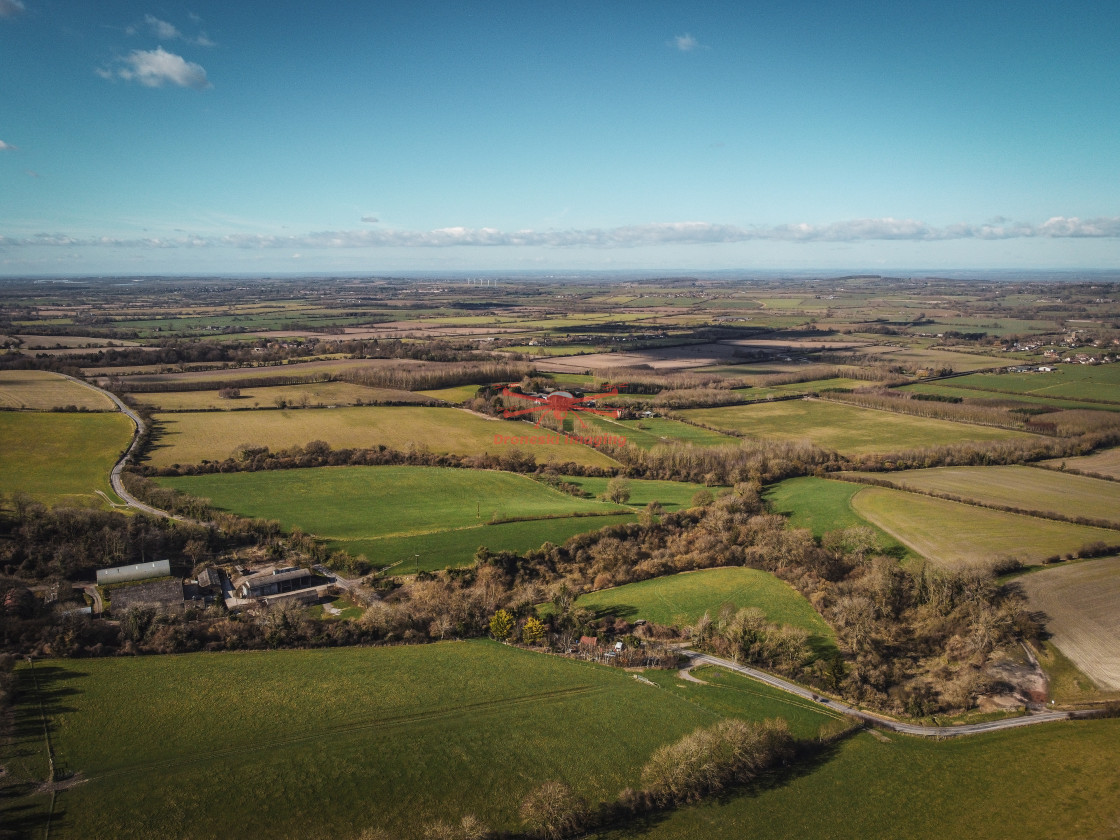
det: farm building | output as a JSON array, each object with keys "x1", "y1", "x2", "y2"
[
  {"x1": 96, "y1": 559, "x2": 171, "y2": 586},
  {"x1": 111, "y1": 578, "x2": 185, "y2": 613},
  {"x1": 196, "y1": 567, "x2": 221, "y2": 590},
  {"x1": 237, "y1": 567, "x2": 314, "y2": 599}
]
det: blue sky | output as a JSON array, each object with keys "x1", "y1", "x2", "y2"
[{"x1": 1, "y1": 0, "x2": 1118, "y2": 275}]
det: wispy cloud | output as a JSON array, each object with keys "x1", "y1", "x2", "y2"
[
  {"x1": 0, "y1": 0, "x2": 25, "y2": 20},
  {"x1": 4, "y1": 217, "x2": 1120, "y2": 252},
  {"x1": 673, "y1": 33, "x2": 704, "y2": 52},
  {"x1": 0, "y1": 140, "x2": 16, "y2": 151},
  {"x1": 145, "y1": 14, "x2": 181, "y2": 41},
  {"x1": 127, "y1": 14, "x2": 215, "y2": 46},
  {"x1": 360, "y1": 215, "x2": 380, "y2": 223},
  {"x1": 99, "y1": 47, "x2": 212, "y2": 89}
]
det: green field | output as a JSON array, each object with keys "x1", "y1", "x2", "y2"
[
  {"x1": 559, "y1": 476, "x2": 722, "y2": 511},
  {"x1": 145, "y1": 406, "x2": 618, "y2": 469},
  {"x1": 0, "y1": 411, "x2": 132, "y2": 508},
  {"x1": 599, "y1": 720, "x2": 1120, "y2": 840},
  {"x1": 847, "y1": 465, "x2": 1120, "y2": 527},
  {"x1": 417, "y1": 384, "x2": 485, "y2": 403},
  {"x1": 2, "y1": 641, "x2": 839, "y2": 839},
  {"x1": 937, "y1": 366, "x2": 1120, "y2": 404},
  {"x1": 679, "y1": 399, "x2": 1030, "y2": 456},
  {"x1": 128, "y1": 381, "x2": 430, "y2": 411},
  {"x1": 897, "y1": 381, "x2": 1117, "y2": 412},
  {"x1": 763, "y1": 477, "x2": 910, "y2": 555},
  {"x1": 573, "y1": 568, "x2": 836, "y2": 652},
  {"x1": 0, "y1": 370, "x2": 115, "y2": 411},
  {"x1": 575, "y1": 413, "x2": 739, "y2": 449},
  {"x1": 348, "y1": 513, "x2": 639, "y2": 572},
  {"x1": 160, "y1": 466, "x2": 633, "y2": 570},
  {"x1": 850, "y1": 487, "x2": 1119, "y2": 569}
]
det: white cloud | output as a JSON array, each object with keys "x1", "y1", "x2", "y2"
[
  {"x1": 145, "y1": 14, "x2": 181, "y2": 41},
  {"x1": 109, "y1": 47, "x2": 212, "y2": 90},
  {"x1": 5, "y1": 217, "x2": 1119, "y2": 252},
  {"x1": 673, "y1": 33, "x2": 703, "y2": 52},
  {"x1": 0, "y1": 140, "x2": 15, "y2": 151},
  {"x1": 0, "y1": 0, "x2": 25, "y2": 20}
]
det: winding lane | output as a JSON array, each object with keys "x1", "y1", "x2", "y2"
[
  {"x1": 682, "y1": 650, "x2": 1096, "y2": 737},
  {"x1": 61, "y1": 374, "x2": 182, "y2": 520}
]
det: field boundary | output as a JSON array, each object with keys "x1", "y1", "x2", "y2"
[{"x1": 834, "y1": 471, "x2": 1120, "y2": 534}]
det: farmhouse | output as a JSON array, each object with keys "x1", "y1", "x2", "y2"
[{"x1": 237, "y1": 567, "x2": 315, "y2": 599}]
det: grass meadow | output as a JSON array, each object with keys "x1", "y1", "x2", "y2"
[
  {"x1": 572, "y1": 568, "x2": 837, "y2": 654},
  {"x1": 160, "y1": 466, "x2": 633, "y2": 570},
  {"x1": 578, "y1": 414, "x2": 739, "y2": 449},
  {"x1": 558, "y1": 476, "x2": 720, "y2": 511},
  {"x1": 0, "y1": 370, "x2": 114, "y2": 411},
  {"x1": 850, "y1": 487, "x2": 1119, "y2": 570},
  {"x1": 2, "y1": 641, "x2": 840, "y2": 840},
  {"x1": 936, "y1": 365, "x2": 1120, "y2": 405},
  {"x1": 0, "y1": 412, "x2": 131, "y2": 508},
  {"x1": 897, "y1": 381, "x2": 1117, "y2": 412},
  {"x1": 763, "y1": 477, "x2": 911, "y2": 556},
  {"x1": 596, "y1": 719, "x2": 1120, "y2": 840},
  {"x1": 145, "y1": 406, "x2": 618, "y2": 469},
  {"x1": 848, "y1": 465, "x2": 1120, "y2": 527},
  {"x1": 679, "y1": 399, "x2": 1029, "y2": 456}
]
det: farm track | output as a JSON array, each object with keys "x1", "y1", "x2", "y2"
[
  {"x1": 61, "y1": 375, "x2": 183, "y2": 521},
  {"x1": 80, "y1": 683, "x2": 603, "y2": 783},
  {"x1": 682, "y1": 652, "x2": 1096, "y2": 737}
]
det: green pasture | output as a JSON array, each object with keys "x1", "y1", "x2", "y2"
[
  {"x1": 896, "y1": 381, "x2": 1116, "y2": 412},
  {"x1": 600, "y1": 720, "x2": 1120, "y2": 840},
  {"x1": 850, "y1": 487, "x2": 1119, "y2": 570},
  {"x1": 0, "y1": 412, "x2": 131, "y2": 508},
  {"x1": 641, "y1": 666, "x2": 844, "y2": 738},
  {"x1": 939, "y1": 366, "x2": 1120, "y2": 404},
  {"x1": 736, "y1": 377, "x2": 873, "y2": 400},
  {"x1": 145, "y1": 406, "x2": 618, "y2": 469},
  {"x1": 849, "y1": 465, "x2": 1120, "y2": 527},
  {"x1": 160, "y1": 466, "x2": 633, "y2": 570},
  {"x1": 679, "y1": 399, "x2": 1030, "y2": 456},
  {"x1": 763, "y1": 477, "x2": 910, "y2": 556},
  {"x1": 577, "y1": 414, "x2": 739, "y2": 449},
  {"x1": 573, "y1": 567, "x2": 836, "y2": 654},
  {"x1": 2, "y1": 642, "x2": 727, "y2": 839},
  {"x1": 417, "y1": 384, "x2": 484, "y2": 403},
  {"x1": 558, "y1": 476, "x2": 721, "y2": 510},
  {"x1": 341, "y1": 513, "x2": 639, "y2": 573}
]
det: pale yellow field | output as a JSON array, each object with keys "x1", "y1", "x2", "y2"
[
  {"x1": 0, "y1": 370, "x2": 115, "y2": 411},
  {"x1": 16, "y1": 334, "x2": 142, "y2": 349},
  {"x1": 145, "y1": 406, "x2": 619, "y2": 469},
  {"x1": 1042, "y1": 447, "x2": 1120, "y2": 480},
  {"x1": 1018, "y1": 557, "x2": 1120, "y2": 690},
  {"x1": 850, "y1": 486, "x2": 1119, "y2": 569},
  {"x1": 846, "y1": 465, "x2": 1120, "y2": 527},
  {"x1": 129, "y1": 382, "x2": 430, "y2": 411}
]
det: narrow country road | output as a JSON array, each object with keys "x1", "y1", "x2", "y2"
[
  {"x1": 61, "y1": 374, "x2": 183, "y2": 520},
  {"x1": 682, "y1": 651, "x2": 1095, "y2": 737}
]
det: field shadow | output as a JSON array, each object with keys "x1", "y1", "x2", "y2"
[
  {"x1": 585, "y1": 604, "x2": 640, "y2": 621},
  {"x1": 595, "y1": 735, "x2": 852, "y2": 838}
]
